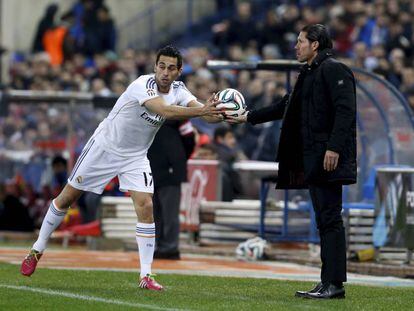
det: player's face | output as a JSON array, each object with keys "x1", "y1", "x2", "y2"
[
  {"x1": 295, "y1": 31, "x2": 318, "y2": 64},
  {"x1": 154, "y1": 55, "x2": 182, "y2": 92}
]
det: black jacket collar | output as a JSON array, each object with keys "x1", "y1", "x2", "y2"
[{"x1": 303, "y1": 49, "x2": 333, "y2": 71}]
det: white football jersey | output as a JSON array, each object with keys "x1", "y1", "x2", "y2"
[{"x1": 93, "y1": 74, "x2": 197, "y2": 157}]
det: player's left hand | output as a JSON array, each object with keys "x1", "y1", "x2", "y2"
[{"x1": 323, "y1": 150, "x2": 339, "y2": 171}]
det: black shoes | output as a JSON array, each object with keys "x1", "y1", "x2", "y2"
[
  {"x1": 295, "y1": 282, "x2": 323, "y2": 298},
  {"x1": 153, "y1": 250, "x2": 180, "y2": 260},
  {"x1": 295, "y1": 282, "x2": 345, "y2": 299}
]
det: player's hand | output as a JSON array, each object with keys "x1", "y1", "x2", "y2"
[
  {"x1": 226, "y1": 110, "x2": 248, "y2": 124},
  {"x1": 201, "y1": 93, "x2": 223, "y2": 117},
  {"x1": 206, "y1": 93, "x2": 220, "y2": 106},
  {"x1": 323, "y1": 150, "x2": 339, "y2": 171}
]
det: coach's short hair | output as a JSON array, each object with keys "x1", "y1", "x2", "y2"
[
  {"x1": 156, "y1": 45, "x2": 183, "y2": 69},
  {"x1": 301, "y1": 24, "x2": 333, "y2": 51}
]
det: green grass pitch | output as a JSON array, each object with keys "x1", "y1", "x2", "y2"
[{"x1": 1, "y1": 263, "x2": 413, "y2": 310}]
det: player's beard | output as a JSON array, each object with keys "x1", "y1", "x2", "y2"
[
  {"x1": 156, "y1": 77, "x2": 171, "y2": 92},
  {"x1": 160, "y1": 78, "x2": 171, "y2": 86}
]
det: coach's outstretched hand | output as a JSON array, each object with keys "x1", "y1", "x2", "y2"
[{"x1": 226, "y1": 110, "x2": 248, "y2": 124}]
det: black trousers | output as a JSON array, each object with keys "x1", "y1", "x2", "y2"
[
  {"x1": 309, "y1": 183, "x2": 347, "y2": 284},
  {"x1": 153, "y1": 185, "x2": 181, "y2": 253}
]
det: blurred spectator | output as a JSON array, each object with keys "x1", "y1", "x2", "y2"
[
  {"x1": 212, "y1": 1, "x2": 258, "y2": 57},
  {"x1": 401, "y1": 68, "x2": 414, "y2": 94},
  {"x1": 213, "y1": 126, "x2": 245, "y2": 201},
  {"x1": 148, "y1": 120, "x2": 195, "y2": 259},
  {"x1": 0, "y1": 182, "x2": 34, "y2": 232},
  {"x1": 50, "y1": 155, "x2": 68, "y2": 195},
  {"x1": 82, "y1": 0, "x2": 102, "y2": 56},
  {"x1": 227, "y1": 2, "x2": 258, "y2": 48},
  {"x1": 60, "y1": 11, "x2": 80, "y2": 61},
  {"x1": 216, "y1": 0, "x2": 235, "y2": 11},
  {"x1": 192, "y1": 143, "x2": 218, "y2": 160},
  {"x1": 96, "y1": 5, "x2": 116, "y2": 53},
  {"x1": 78, "y1": 192, "x2": 101, "y2": 223},
  {"x1": 40, "y1": 154, "x2": 68, "y2": 201},
  {"x1": 190, "y1": 126, "x2": 211, "y2": 159},
  {"x1": 91, "y1": 78, "x2": 111, "y2": 95},
  {"x1": 213, "y1": 126, "x2": 246, "y2": 163},
  {"x1": 406, "y1": 91, "x2": 414, "y2": 112},
  {"x1": 82, "y1": 0, "x2": 117, "y2": 56},
  {"x1": 259, "y1": 10, "x2": 286, "y2": 54},
  {"x1": 352, "y1": 41, "x2": 368, "y2": 68},
  {"x1": 42, "y1": 20, "x2": 69, "y2": 66},
  {"x1": 370, "y1": 14, "x2": 389, "y2": 47},
  {"x1": 330, "y1": 15, "x2": 354, "y2": 56},
  {"x1": 32, "y1": 4, "x2": 58, "y2": 53},
  {"x1": 385, "y1": 19, "x2": 412, "y2": 57},
  {"x1": 110, "y1": 71, "x2": 129, "y2": 94}
]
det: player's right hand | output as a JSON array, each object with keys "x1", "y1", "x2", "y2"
[{"x1": 202, "y1": 93, "x2": 224, "y2": 117}]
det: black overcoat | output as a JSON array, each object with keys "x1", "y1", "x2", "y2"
[
  {"x1": 148, "y1": 120, "x2": 195, "y2": 188},
  {"x1": 247, "y1": 49, "x2": 357, "y2": 188}
]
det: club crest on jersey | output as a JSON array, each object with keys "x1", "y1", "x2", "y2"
[
  {"x1": 76, "y1": 176, "x2": 83, "y2": 183},
  {"x1": 147, "y1": 89, "x2": 156, "y2": 97}
]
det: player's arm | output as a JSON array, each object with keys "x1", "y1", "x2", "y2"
[{"x1": 144, "y1": 95, "x2": 223, "y2": 121}]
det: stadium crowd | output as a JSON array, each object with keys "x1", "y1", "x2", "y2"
[{"x1": 1, "y1": 0, "x2": 414, "y2": 229}]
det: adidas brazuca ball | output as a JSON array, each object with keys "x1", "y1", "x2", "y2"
[
  {"x1": 217, "y1": 88, "x2": 247, "y2": 118},
  {"x1": 235, "y1": 237, "x2": 267, "y2": 261}
]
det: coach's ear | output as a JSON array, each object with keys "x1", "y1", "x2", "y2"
[{"x1": 311, "y1": 40, "x2": 319, "y2": 52}]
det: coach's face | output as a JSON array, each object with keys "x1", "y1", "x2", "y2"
[
  {"x1": 154, "y1": 55, "x2": 182, "y2": 92},
  {"x1": 295, "y1": 31, "x2": 318, "y2": 64}
]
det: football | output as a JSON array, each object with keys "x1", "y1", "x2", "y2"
[
  {"x1": 235, "y1": 237, "x2": 268, "y2": 261},
  {"x1": 217, "y1": 88, "x2": 247, "y2": 118}
]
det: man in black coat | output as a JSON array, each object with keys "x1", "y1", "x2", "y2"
[
  {"x1": 148, "y1": 120, "x2": 195, "y2": 259},
  {"x1": 228, "y1": 24, "x2": 356, "y2": 299}
]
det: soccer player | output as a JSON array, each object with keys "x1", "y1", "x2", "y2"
[{"x1": 21, "y1": 45, "x2": 224, "y2": 291}]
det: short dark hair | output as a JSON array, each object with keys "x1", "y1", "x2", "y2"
[
  {"x1": 156, "y1": 45, "x2": 182, "y2": 69},
  {"x1": 214, "y1": 126, "x2": 232, "y2": 141},
  {"x1": 52, "y1": 155, "x2": 67, "y2": 167},
  {"x1": 301, "y1": 24, "x2": 333, "y2": 51}
]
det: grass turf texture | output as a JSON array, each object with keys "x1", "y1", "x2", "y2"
[{"x1": 1, "y1": 263, "x2": 413, "y2": 310}]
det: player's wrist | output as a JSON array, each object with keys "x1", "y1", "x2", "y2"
[{"x1": 198, "y1": 106, "x2": 208, "y2": 116}]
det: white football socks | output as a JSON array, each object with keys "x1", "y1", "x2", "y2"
[
  {"x1": 32, "y1": 200, "x2": 67, "y2": 253},
  {"x1": 135, "y1": 222, "x2": 155, "y2": 278}
]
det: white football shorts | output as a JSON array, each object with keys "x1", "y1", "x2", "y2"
[{"x1": 67, "y1": 138, "x2": 154, "y2": 194}]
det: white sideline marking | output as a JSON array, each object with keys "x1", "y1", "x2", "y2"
[
  {"x1": 0, "y1": 284, "x2": 187, "y2": 311},
  {"x1": 12, "y1": 264, "x2": 414, "y2": 288}
]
